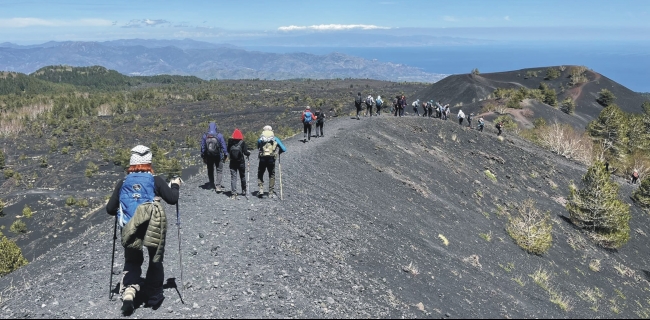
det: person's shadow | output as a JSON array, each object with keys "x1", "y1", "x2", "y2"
[{"x1": 199, "y1": 182, "x2": 214, "y2": 190}]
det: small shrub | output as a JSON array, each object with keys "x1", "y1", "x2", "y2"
[
  {"x1": 3, "y1": 169, "x2": 14, "y2": 179},
  {"x1": 0, "y1": 199, "x2": 4, "y2": 216},
  {"x1": 566, "y1": 161, "x2": 631, "y2": 248},
  {"x1": 560, "y1": 97, "x2": 576, "y2": 114},
  {"x1": 484, "y1": 170, "x2": 497, "y2": 182},
  {"x1": 65, "y1": 196, "x2": 76, "y2": 206},
  {"x1": 0, "y1": 149, "x2": 5, "y2": 169},
  {"x1": 0, "y1": 235, "x2": 28, "y2": 276},
  {"x1": 85, "y1": 161, "x2": 99, "y2": 178},
  {"x1": 40, "y1": 156, "x2": 48, "y2": 168},
  {"x1": 632, "y1": 176, "x2": 650, "y2": 212},
  {"x1": 77, "y1": 199, "x2": 89, "y2": 207},
  {"x1": 22, "y1": 205, "x2": 32, "y2": 219},
  {"x1": 545, "y1": 68, "x2": 561, "y2": 80},
  {"x1": 471, "y1": 68, "x2": 480, "y2": 75},
  {"x1": 506, "y1": 199, "x2": 552, "y2": 254},
  {"x1": 9, "y1": 220, "x2": 27, "y2": 234},
  {"x1": 596, "y1": 89, "x2": 616, "y2": 107},
  {"x1": 61, "y1": 146, "x2": 70, "y2": 155}
]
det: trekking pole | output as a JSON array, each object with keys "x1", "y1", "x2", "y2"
[
  {"x1": 172, "y1": 176, "x2": 185, "y2": 304},
  {"x1": 246, "y1": 158, "x2": 250, "y2": 200},
  {"x1": 109, "y1": 214, "x2": 117, "y2": 300},
  {"x1": 279, "y1": 153, "x2": 283, "y2": 200}
]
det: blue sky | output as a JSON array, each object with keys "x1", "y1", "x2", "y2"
[{"x1": 0, "y1": 0, "x2": 649, "y2": 44}]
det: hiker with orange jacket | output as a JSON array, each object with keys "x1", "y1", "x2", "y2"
[
  {"x1": 227, "y1": 129, "x2": 251, "y2": 199},
  {"x1": 301, "y1": 106, "x2": 316, "y2": 142}
]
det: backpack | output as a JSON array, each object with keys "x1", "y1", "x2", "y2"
[
  {"x1": 376, "y1": 99, "x2": 382, "y2": 107},
  {"x1": 118, "y1": 173, "x2": 156, "y2": 227},
  {"x1": 365, "y1": 97, "x2": 372, "y2": 106},
  {"x1": 259, "y1": 131, "x2": 278, "y2": 158},
  {"x1": 315, "y1": 111, "x2": 324, "y2": 123},
  {"x1": 229, "y1": 140, "x2": 244, "y2": 162},
  {"x1": 355, "y1": 96, "x2": 362, "y2": 106},
  {"x1": 205, "y1": 133, "x2": 221, "y2": 157},
  {"x1": 303, "y1": 111, "x2": 313, "y2": 124}
]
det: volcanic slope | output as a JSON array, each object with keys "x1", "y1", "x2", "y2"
[
  {"x1": 414, "y1": 66, "x2": 649, "y2": 129},
  {"x1": 2, "y1": 115, "x2": 650, "y2": 318}
]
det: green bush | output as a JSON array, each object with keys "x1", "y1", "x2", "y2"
[
  {"x1": 560, "y1": 98, "x2": 576, "y2": 114},
  {"x1": 545, "y1": 68, "x2": 561, "y2": 80},
  {"x1": 0, "y1": 149, "x2": 5, "y2": 169},
  {"x1": 77, "y1": 198, "x2": 89, "y2": 207},
  {"x1": 587, "y1": 104, "x2": 629, "y2": 163},
  {"x1": 596, "y1": 89, "x2": 616, "y2": 107},
  {"x1": 566, "y1": 161, "x2": 630, "y2": 248},
  {"x1": 65, "y1": 196, "x2": 76, "y2": 206},
  {"x1": 484, "y1": 170, "x2": 497, "y2": 182},
  {"x1": 3, "y1": 169, "x2": 14, "y2": 179},
  {"x1": 632, "y1": 176, "x2": 650, "y2": 212},
  {"x1": 85, "y1": 161, "x2": 99, "y2": 177},
  {"x1": 40, "y1": 156, "x2": 48, "y2": 168},
  {"x1": 0, "y1": 235, "x2": 28, "y2": 276},
  {"x1": 495, "y1": 115, "x2": 517, "y2": 131},
  {"x1": 22, "y1": 205, "x2": 32, "y2": 219},
  {"x1": 507, "y1": 199, "x2": 552, "y2": 254},
  {"x1": 10, "y1": 219, "x2": 27, "y2": 234}
]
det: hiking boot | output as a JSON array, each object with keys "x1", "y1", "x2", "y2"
[
  {"x1": 230, "y1": 194, "x2": 237, "y2": 200},
  {"x1": 121, "y1": 287, "x2": 136, "y2": 315},
  {"x1": 215, "y1": 185, "x2": 223, "y2": 193},
  {"x1": 269, "y1": 192, "x2": 277, "y2": 199}
]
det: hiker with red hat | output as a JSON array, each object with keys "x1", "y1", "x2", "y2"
[{"x1": 227, "y1": 129, "x2": 251, "y2": 199}]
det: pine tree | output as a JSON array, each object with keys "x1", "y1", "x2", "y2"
[
  {"x1": 0, "y1": 235, "x2": 28, "y2": 276},
  {"x1": 587, "y1": 104, "x2": 630, "y2": 163},
  {"x1": 566, "y1": 161, "x2": 631, "y2": 248},
  {"x1": 596, "y1": 89, "x2": 616, "y2": 107},
  {"x1": 632, "y1": 176, "x2": 650, "y2": 212}
]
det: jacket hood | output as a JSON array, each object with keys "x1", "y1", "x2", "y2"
[
  {"x1": 232, "y1": 129, "x2": 243, "y2": 140},
  {"x1": 208, "y1": 122, "x2": 218, "y2": 134}
]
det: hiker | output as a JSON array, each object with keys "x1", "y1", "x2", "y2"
[
  {"x1": 422, "y1": 101, "x2": 428, "y2": 117},
  {"x1": 496, "y1": 122, "x2": 504, "y2": 136},
  {"x1": 427, "y1": 101, "x2": 434, "y2": 117},
  {"x1": 301, "y1": 106, "x2": 316, "y2": 142},
  {"x1": 457, "y1": 109, "x2": 466, "y2": 126},
  {"x1": 393, "y1": 96, "x2": 400, "y2": 117},
  {"x1": 106, "y1": 145, "x2": 181, "y2": 314},
  {"x1": 257, "y1": 125, "x2": 287, "y2": 199},
  {"x1": 632, "y1": 169, "x2": 640, "y2": 184},
  {"x1": 467, "y1": 112, "x2": 474, "y2": 128},
  {"x1": 375, "y1": 95, "x2": 383, "y2": 116},
  {"x1": 354, "y1": 92, "x2": 363, "y2": 120},
  {"x1": 412, "y1": 99, "x2": 420, "y2": 116},
  {"x1": 227, "y1": 129, "x2": 251, "y2": 199},
  {"x1": 478, "y1": 117, "x2": 485, "y2": 132},
  {"x1": 399, "y1": 95, "x2": 407, "y2": 117},
  {"x1": 314, "y1": 108, "x2": 325, "y2": 137},
  {"x1": 436, "y1": 101, "x2": 442, "y2": 118},
  {"x1": 201, "y1": 121, "x2": 228, "y2": 192},
  {"x1": 365, "y1": 94, "x2": 374, "y2": 117}
]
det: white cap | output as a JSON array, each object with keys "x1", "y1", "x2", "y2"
[
  {"x1": 263, "y1": 125, "x2": 272, "y2": 131},
  {"x1": 130, "y1": 145, "x2": 152, "y2": 166}
]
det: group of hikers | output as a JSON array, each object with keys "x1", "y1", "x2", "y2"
[
  {"x1": 107, "y1": 121, "x2": 288, "y2": 314},
  {"x1": 354, "y1": 92, "x2": 506, "y2": 136},
  {"x1": 107, "y1": 91, "x2": 517, "y2": 315}
]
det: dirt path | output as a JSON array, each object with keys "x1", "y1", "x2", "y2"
[{"x1": 568, "y1": 70, "x2": 602, "y2": 102}]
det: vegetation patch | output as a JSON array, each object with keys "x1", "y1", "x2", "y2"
[
  {"x1": 506, "y1": 199, "x2": 552, "y2": 255},
  {"x1": 0, "y1": 235, "x2": 28, "y2": 277}
]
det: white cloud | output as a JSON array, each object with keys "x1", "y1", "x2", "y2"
[
  {"x1": 443, "y1": 16, "x2": 458, "y2": 22},
  {"x1": 278, "y1": 24, "x2": 390, "y2": 31},
  {"x1": 504, "y1": 16, "x2": 510, "y2": 21},
  {"x1": 0, "y1": 18, "x2": 113, "y2": 28},
  {"x1": 122, "y1": 19, "x2": 170, "y2": 28}
]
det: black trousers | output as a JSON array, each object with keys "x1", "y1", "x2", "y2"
[
  {"x1": 257, "y1": 160, "x2": 276, "y2": 193},
  {"x1": 230, "y1": 165, "x2": 246, "y2": 193},
  {"x1": 206, "y1": 156, "x2": 224, "y2": 187},
  {"x1": 376, "y1": 105, "x2": 382, "y2": 115},
  {"x1": 315, "y1": 122, "x2": 324, "y2": 136},
  {"x1": 303, "y1": 123, "x2": 312, "y2": 140},
  {"x1": 123, "y1": 245, "x2": 164, "y2": 290},
  {"x1": 366, "y1": 105, "x2": 373, "y2": 116}
]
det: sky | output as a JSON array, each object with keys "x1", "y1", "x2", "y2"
[{"x1": 0, "y1": 0, "x2": 649, "y2": 44}]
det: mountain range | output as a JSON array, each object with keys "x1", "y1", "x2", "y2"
[{"x1": 0, "y1": 39, "x2": 446, "y2": 82}]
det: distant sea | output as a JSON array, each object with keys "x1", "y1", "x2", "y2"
[{"x1": 244, "y1": 42, "x2": 650, "y2": 92}]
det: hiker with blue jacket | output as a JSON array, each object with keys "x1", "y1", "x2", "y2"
[
  {"x1": 301, "y1": 106, "x2": 316, "y2": 142},
  {"x1": 106, "y1": 145, "x2": 181, "y2": 314},
  {"x1": 375, "y1": 95, "x2": 383, "y2": 116},
  {"x1": 227, "y1": 129, "x2": 251, "y2": 199},
  {"x1": 257, "y1": 125, "x2": 287, "y2": 199},
  {"x1": 201, "y1": 121, "x2": 228, "y2": 192}
]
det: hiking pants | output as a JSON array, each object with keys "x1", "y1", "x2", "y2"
[
  {"x1": 478, "y1": 124, "x2": 484, "y2": 132},
  {"x1": 122, "y1": 245, "x2": 164, "y2": 294},
  {"x1": 230, "y1": 165, "x2": 246, "y2": 194},
  {"x1": 394, "y1": 106, "x2": 398, "y2": 116},
  {"x1": 399, "y1": 107, "x2": 404, "y2": 117},
  {"x1": 459, "y1": 118, "x2": 464, "y2": 125},
  {"x1": 413, "y1": 107, "x2": 419, "y2": 116},
  {"x1": 366, "y1": 105, "x2": 373, "y2": 116},
  {"x1": 356, "y1": 105, "x2": 363, "y2": 119},
  {"x1": 376, "y1": 105, "x2": 382, "y2": 115},
  {"x1": 303, "y1": 123, "x2": 312, "y2": 140},
  {"x1": 206, "y1": 156, "x2": 224, "y2": 187},
  {"x1": 316, "y1": 122, "x2": 324, "y2": 136},
  {"x1": 497, "y1": 128, "x2": 503, "y2": 136},
  {"x1": 468, "y1": 119, "x2": 472, "y2": 128},
  {"x1": 257, "y1": 159, "x2": 276, "y2": 194}
]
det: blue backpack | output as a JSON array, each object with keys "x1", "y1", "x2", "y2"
[
  {"x1": 118, "y1": 173, "x2": 156, "y2": 227},
  {"x1": 303, "y1": 111, "x2": 313, "y2": 124}
]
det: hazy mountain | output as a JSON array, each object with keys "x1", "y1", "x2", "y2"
[{"x1": 0, "y1": 40, "x2": 446, "y2": 82}]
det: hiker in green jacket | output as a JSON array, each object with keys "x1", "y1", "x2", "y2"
[{"x1": 106, "y1": 145, "x2": 181, "y2": 315}]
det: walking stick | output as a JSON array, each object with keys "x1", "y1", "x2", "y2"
[
  {"x1": 246, "y1": 158, "x2": 250, "y2": 199},
  {"x1": 109, "y1": 214, "x2": 118, "y2": 300},
  {"x1": 176, "y1": 202, "x2": 184, "y2": 295},
  {"x1": 279, "y1": 153, "x2": 283, "y2": 200}
]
